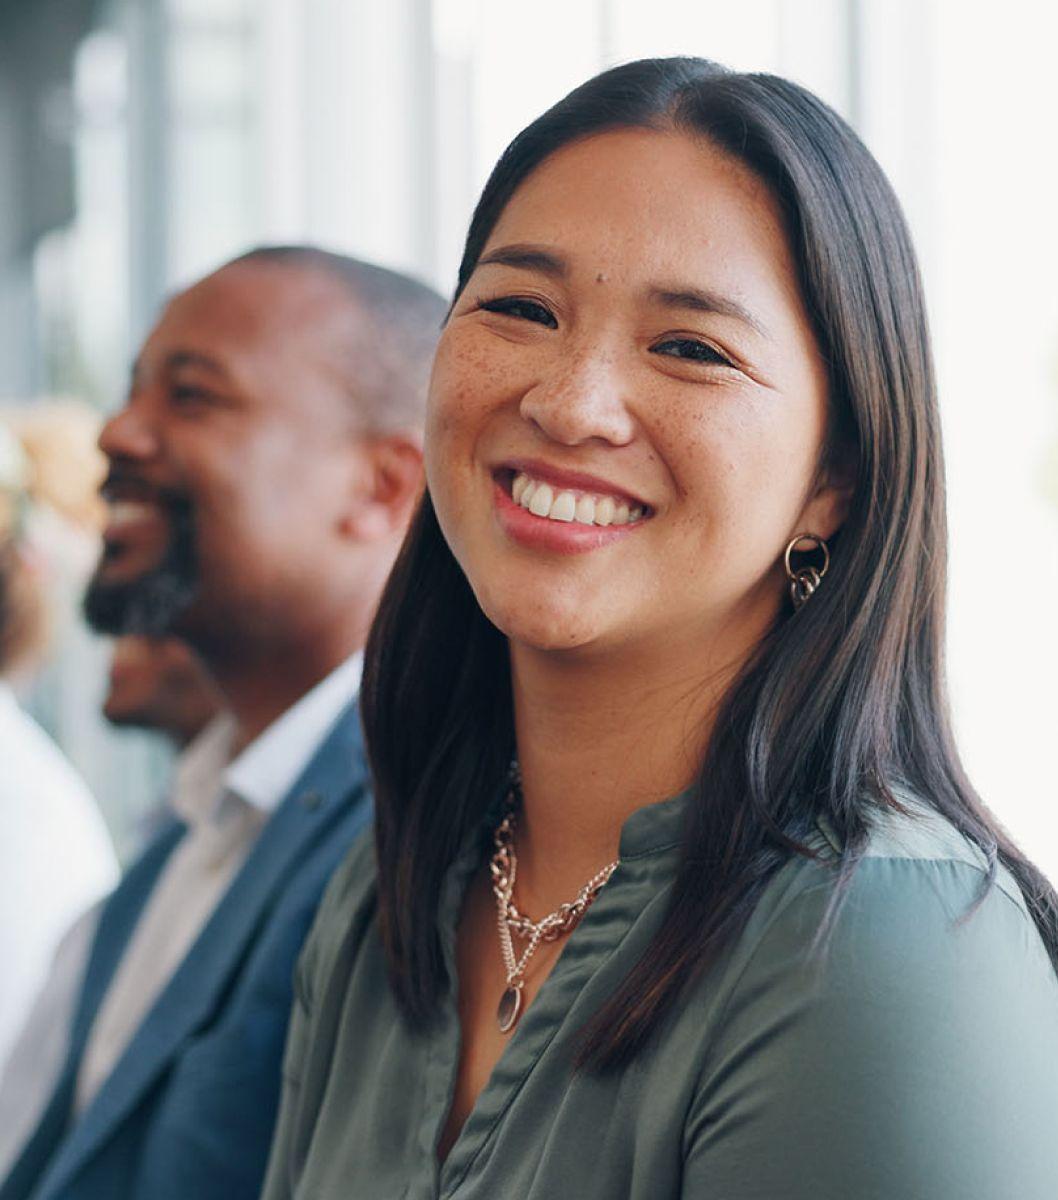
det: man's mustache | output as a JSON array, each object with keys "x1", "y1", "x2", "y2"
[
  {"x1": 84, "y1": 471, "x2": 200, "y2": 638},
  {"x1": 100, "y1": 466, "x2": 192, "y2": 512}
]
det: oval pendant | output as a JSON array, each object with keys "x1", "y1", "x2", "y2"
[{"x1": 497, "y1": 984, "x2": 522, "y2": 1033}]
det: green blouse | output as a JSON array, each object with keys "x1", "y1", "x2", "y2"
[{"x1": 261, "y1": 791, "x2": 1058, "y2": 1199}]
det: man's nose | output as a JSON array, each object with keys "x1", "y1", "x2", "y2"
[
  {"x1": 518, "y1": 347, "x2": 636, "y2": 448},
  {"x1": 98, "y1": 398, "x2": 160, "y2": 462}
]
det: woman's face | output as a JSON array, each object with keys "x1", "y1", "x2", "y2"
[{"x1": 425, "y1": 128, "x2": 847, "y2": 660}]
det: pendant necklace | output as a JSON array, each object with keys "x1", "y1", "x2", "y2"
[{"x1": 489, "y1": 765, "x2": 620, "y2": 1034}]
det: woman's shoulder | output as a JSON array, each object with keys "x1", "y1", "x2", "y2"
[
  {"x1": 297, "y1": 824, "x2": 379, "y2": 1000},
  {"x1": 317, "y1": 822, "x2": 379, "y2": 931},
  {"x1": 714, "y1": 788, "x2": 1058, "y2": 1039},
  {"x1": 816, "y1": 787, "x2": 1032, "y2": 920},
  {"x1": 683, "y1": 796, "x2": 1058, "y2": 1195},
  {"x1": 322, "y1": 820, "x2": 379, "y2": 905}
]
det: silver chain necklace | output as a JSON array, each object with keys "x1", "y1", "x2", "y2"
[{"x1": 488, "y1": 768, "x2": 620, "y2": 1034}]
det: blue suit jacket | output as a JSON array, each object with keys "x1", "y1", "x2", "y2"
[{"x1": 1, "y1": 700, "x2": 372, "y2": 1200}]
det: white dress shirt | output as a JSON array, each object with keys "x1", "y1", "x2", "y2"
[
  {"x1": 74, "y1": 653, "x2": 362, "y2": 1112},
  {"x1": 0, "y1": 686, "x2": 118, "y2": 1074}
]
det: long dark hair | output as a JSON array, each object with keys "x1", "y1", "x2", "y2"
[{"x1": 362, "y1": 57, "x2": 1058, "y2": 1068}]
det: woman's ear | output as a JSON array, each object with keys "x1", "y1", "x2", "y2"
[
  {"x1": 339, "y1": 436, "x2": 424, "y2": 542},
  {"x1": 798, "y1": 449, "x2": 856, "y2": 542}
]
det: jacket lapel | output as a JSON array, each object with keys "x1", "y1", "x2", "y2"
[
  {"x1": 73, "y1": 821, "x2": 188, "y2": 1052},
  {"x1": 35, "y1": 702, "x2": 368, "y2": 1199}
]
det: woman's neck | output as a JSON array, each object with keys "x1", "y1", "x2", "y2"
[{"x1": 508, "y1": 633, "x2": 730, "y2": 913}]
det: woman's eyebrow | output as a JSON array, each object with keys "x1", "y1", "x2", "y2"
[
  {"x1": 647, "y1": 284, "x2": 770, "y2": 340},
  {"x1": 474, "y1": 249, "x2": 770, "y2": 340},
  {"x1": 476, "y1": 244, "x2": 568, "y2": 278}
]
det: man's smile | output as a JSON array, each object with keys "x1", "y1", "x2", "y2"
[{"x1": 97, "y1": 473, "x2": 190, "y2": 579}]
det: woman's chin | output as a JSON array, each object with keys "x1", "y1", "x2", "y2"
[{"x1": 476, "y1": 587, "x2": 613, "y2": 654}]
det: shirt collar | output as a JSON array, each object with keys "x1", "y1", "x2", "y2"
[
  {"x1": 223, "y1": 651, "x2": 363, "y2": 815},
  {"x1": 464, "y1": 774, "x2": 694, "y2": 870},
  {"x1": 617, "y1": 788, "x2": 692, "y2": 859},
  {"x1": 170, "y1": 712, "x2": 239, "y2": 827}
]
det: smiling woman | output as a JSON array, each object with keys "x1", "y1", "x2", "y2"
[
  {"x1": 260, "y1": 58, "x2": 1058, "y2": 1200},
  {"x1": 427, "y1": 126, "x2": 836, "y2": 663}
]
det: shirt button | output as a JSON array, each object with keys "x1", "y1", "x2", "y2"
[{"x1": 300, "y1": 790, "x2": 323, "y2": 811}]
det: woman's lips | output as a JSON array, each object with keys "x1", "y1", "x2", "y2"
[
  {"x1": 498, "y1": 458, "x2": 650, "y2": 510},
  {"x1": 507, "y1": 470, "x2": 647, "y2": 527},
  {"x1": 492, "y1": 476, "x2": 648, "y2": 556}
]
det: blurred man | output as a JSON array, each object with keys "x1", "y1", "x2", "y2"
[{"x1": 1, "y1": 247, "x2": 444, "y2": 1200}]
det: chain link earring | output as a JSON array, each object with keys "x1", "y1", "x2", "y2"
[{"x1": 784, "y1": 532, "x2": 830, "y2": 609}]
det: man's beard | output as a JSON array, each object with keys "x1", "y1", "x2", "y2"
[{"x1": 83, "y1": 495, "x2": 200, "y2": 637}]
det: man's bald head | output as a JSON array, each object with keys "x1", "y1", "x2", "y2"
[{"x1": 222, "y1": 246, "x2": 446, "y2": 435}]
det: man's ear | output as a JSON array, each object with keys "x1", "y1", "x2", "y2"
[{"x1": 339, "y1": 435, "x2": 424, "y2": 542}]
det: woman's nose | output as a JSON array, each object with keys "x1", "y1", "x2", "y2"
[{"x1": 518, "y1": 349, "x2": 636, "y2": 448}]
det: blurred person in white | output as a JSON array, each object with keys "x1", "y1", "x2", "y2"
[
  {"x1": 2, "y1": 401, "x2": 109, "y2": 581},
  {"x1": 0, "y1": 634, "x2": 222, "y2": 1178},
  {"x1": 0, "y1": 246, "x2": 446, "y2": 1200},
  {"x1": 0, "y1": 424, "x2": 118, "y2": 1074},
  {"x1": 2, "y1": 402, "x2": 119, "y2": 793}
]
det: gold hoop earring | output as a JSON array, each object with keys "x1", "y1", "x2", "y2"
[{"x1": 784, "y1": 532, "x2": 830, "y2": 610}]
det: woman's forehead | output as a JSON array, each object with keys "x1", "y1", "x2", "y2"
[{"x1": 478, "y1": 128, "x2": 805, "y2": 329}]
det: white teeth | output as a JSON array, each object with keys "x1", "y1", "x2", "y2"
[
  {"x1": 107, "y1": 501, "x2": 161, "y2": 526},
  {"x1": 574, "y1": 495, "x2": 596, "y2": 525},
  {"x1": 528, "y1": 483, "x2": 553, "y2": 517},
  {"x1": 549, "y1": 491, "x2": 576, "y2": 522},
  {"x1": 510, "y1": 471, "x2": 647, "y2": 529}
]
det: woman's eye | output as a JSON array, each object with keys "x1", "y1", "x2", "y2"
[
  {"x1": 652, "y1": 338, "x2": 733, "y2": 367},
  {"x1": 477, "y1": 296, "x2": 558, "y2": 329}
]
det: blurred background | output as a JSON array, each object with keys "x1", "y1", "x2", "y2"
[{"x1": 1, "y1": 0, "x2": 1056, "y2": 873}]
